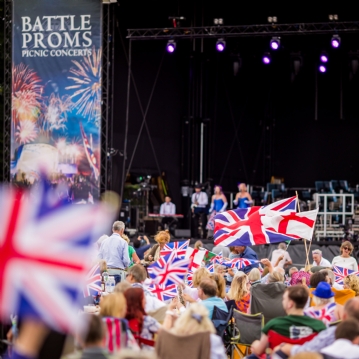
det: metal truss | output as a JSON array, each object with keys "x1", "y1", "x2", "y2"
[
  {"x1": 2, "y1": 0, "x2": 12, "y2": 183},
  {"x1": 127, "y1": 21, "x2": 359, "y2": 40},
  {"x1": 100, "y1": 4, "x2": 116, "y2": 194}
]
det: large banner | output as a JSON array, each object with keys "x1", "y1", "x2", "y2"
[{"x1": 11, "y1": 0, "x2": 102, "y2": 202}]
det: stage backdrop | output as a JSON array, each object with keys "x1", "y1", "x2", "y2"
[{"x1": 11, "y1": 0, "x2": 102, "y2": 202}]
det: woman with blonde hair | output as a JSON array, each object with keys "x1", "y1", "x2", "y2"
[
  {"x1": 144, "y1": 230, "x2": 171, "y2": 263},
  {"x1": 182, "y1": 267, "x2": 211, "y2": 304},
  {"x1": 194, "y1": 240, "x2": 203, "y2": 250},
  {"x1": 331, "y1": 241, "x2": 357, "y2": 271},
  {"x1": 248, "y1": 268, "x2": 261, "y2": 287},
  {"x1": 344, "y1": 274, "x2": 359, "y2": 296},
  {"x1": 99, "y1": 293, "x2": 139, "y2": 352},
  {"x1": 226, "y1": 274, "x2": 251, "y2": 313},
  {"x1": 155, "y1": 303, "x2": 227, "y2": 359},
  {"x1": 209, "y1": 273, "x2": 226, "y2": 299}
]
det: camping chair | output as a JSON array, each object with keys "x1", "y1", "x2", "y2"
[
  {"x1": 147, "y1": 305, "x2": 168, "y2": 323},
  {"x1": 128, "y1": 319, "x2": 155, "y2": 348},
  {"x1": 250, "y1": 283, "x2": 286, "y2": 324},
  {"x1": 212, "y1": 304, "x2": 234, "y2": 356},
  {"x1": 267, "y1": 329, "x2": 318, "y2": 349},
  {"x1": 230, "y1": 309, "x2": 264, "y2": 358}
]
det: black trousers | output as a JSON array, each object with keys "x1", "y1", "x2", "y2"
[{"x1": 192, "y1": 208, "x2": 207, "y2": 238}]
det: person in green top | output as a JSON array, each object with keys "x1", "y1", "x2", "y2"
[
  {"x1": 122, "y1": 234, "x2": 140, "y2": 267},
  {"x1": 251, "y1": 285, "x2": 326, "y2": 356}
]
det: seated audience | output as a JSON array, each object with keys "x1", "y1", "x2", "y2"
[
  {"x1": 248, "y1": 268, "x2": 262, "y2": 287},
  {"x1": 267, "y1": 270, "x2": 285, "y2": 284},
  {"x1": 321, "y1": 269, "x2": 343, "y2": 290},
  {"x1": 133, "y1": 235, "x2": 151, "y2": 261},
  {"x1": 155, "y1": 303, "x2": 227, "y2": 359},
  {"x1": 197, "y1": 278, "x2": 228, "y2": 318},
  {"x1": 304, "y1": 282, "x2": 343, "y2": 326},
  {"x1": 144, "y1": 230, "x2": 170, "y2": 263},
  {"x1": 250, "y1": 285, "x2": 326, "y2": 356},
  {"x1": 226, "y1": 275, "x2": 250, "y2": 312},
  {"x1": 194, "y1": 240, "x2": 203, "y2": 250},
  {"x1": 270, "y1": 242, "x2": 292, "y2": 269},
  {"x1": 320, "y1": 318, "x2": 359, "y2": 359},
  {"x1": 114, "y1": 280, "x2": 132, "y2": 294},
  {"x1": 209, "y1": 273, "x2": 226, "y2": 299},
  {"x1": 312, "y1": 249, "x2": 332, "y2": 268},
  {"x1": 182, "y1": 267, "x2": 211, "y2": 304},
  {"x1": 126, "y1": 264, "x2": 166, "y2": 312},
  {"x1": 99, "y1": 292, "x2": 139, "y2": 352},
  {"x1": 124, "y1": 287, "x2": 161, "y2": 349},
  {"x1": 273, "y1": 297, "x2": 359, "y2": 358},
  {"x1": 212, "y1": 245, "x2": 230, "y2": 258},
  {"x1": 343, "y1": 274, "x2": 359, "y2": 296},
  {"x1": 214, "y1": 263, "x2": 226, "y2": 277}
]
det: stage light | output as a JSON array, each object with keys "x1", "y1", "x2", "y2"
[
  {"x1": 262, "y1": 53, "x2": 271, "y2": 64},
  {"x1": 320, "y1": 52, "x2": 328, "y2": 63},
  {"x1": 270, "y1": 37, "x2": 280, "y2": 50},
  {"x1": 166, "y1": 40, "x2": 176, "y2": 53},
  {"x1": 331, "y1": 35, "x2": 341, "y2": 48},
  {"x1": 319, "y1": 65, "x2": 327, "y2": 73},
  {"x1": 216, "y1": 38, "x2": 226, "y2": 52}
]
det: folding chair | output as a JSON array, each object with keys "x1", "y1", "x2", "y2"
[
  {"x1": 230, "y1": 309, "x2": 264, "y2": 358},
  {"x1": 250, "y1": 283, "x2": 286, "y2": 324},
  {"x1": 128, "y1": 319, "x2": 155, "y2": 348},
  {"x1": 212, "y1": 305, "x2": 234, "y2": 356}
]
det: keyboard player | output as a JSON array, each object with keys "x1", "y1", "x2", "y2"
[{"x1": 159, "y1": 196, "x2": 177, "y2": 231}]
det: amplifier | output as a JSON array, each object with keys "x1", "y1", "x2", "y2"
[{"x1": 174, "y1": 229, "x2": 191, "y2": 238}]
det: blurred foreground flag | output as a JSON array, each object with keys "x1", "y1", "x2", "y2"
[
  {"x1": 214, "y1": 196, "x2": 318, "y2": 247},
  {"x1": 0, "y1": 180, "x2": 117, "y2": 333}
]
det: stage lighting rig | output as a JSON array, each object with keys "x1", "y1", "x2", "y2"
[
  {"x1": 168, "y1": 16, "x2": 186, "y2": 28},
  {"x1": 166, "y1": 40, "x2": 176, "y2": 53},
  {"x1": 331, "y1": 34, "x2": 341, "y2": 48},
  {"x1": 328, "y1": 14, "x2": 338, "y2": 21},
  {"x1": 262, "y1": 52, "x2": 271, "y2": 64},
  {"x1": 319, "y1": 65, "x2": 327, "y2": 73},
  {"x1": 216, "y1": 38, "x2": 226, "y2": 52},
  {"x1": 270, "y1": 37, "x2": 280, "y2": 50},
  {"x1": 267, "y1": 16, "x2": 278, "y2": 24},
  {"x1": 214, "y1": 18, "x2": 224, "y2": 25},
  {"x1": 320, "y1": 52, "x2": 329, "y2": 63}
]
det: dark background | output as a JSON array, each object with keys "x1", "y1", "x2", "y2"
[{"x1": 110, "y1": 2, "x2": 359, "y2": 215}]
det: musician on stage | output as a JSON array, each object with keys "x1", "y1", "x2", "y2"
[
  {"x1": 191, "y1": 184, "x2": 208, "y2": 239},
  {"x1": 159, "y1": 195, "x2": 177, "y2": 230}
]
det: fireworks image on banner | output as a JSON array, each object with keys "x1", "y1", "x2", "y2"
[
  {"x1": 15, "y1": 120, "x2": 38, "y2": 144},
  {"x1": 66, "y1": 48, "x2": 102, "y2": 125},
  {"x1": 12, "y1": 64, "x2": 43, "y2": 130}
]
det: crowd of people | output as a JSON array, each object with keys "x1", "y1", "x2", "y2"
[{"x1": 4, "y1": 220, "x2": 359, "y2": 359}]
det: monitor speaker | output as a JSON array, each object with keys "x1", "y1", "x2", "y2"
[{"x1": 174, "y1": 229, "x2": 191, "y2": 238}]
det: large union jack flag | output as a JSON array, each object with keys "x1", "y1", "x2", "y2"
[
  {"x1": 221, "y1": 257, "x2": 259, "y2": 269},
  {"x1": 0, "y1": 180, "x2": 115, "y2": 332},
  {"x1": 83, "y1": 263, "x2": 102, "y2": 297},
  {"x1": 160, "y1": 240, "x2": 189, "y2": 258},
  {"x1": 332, "y1": 266, "x2": 359, "y2": 285},
  {"x1": 304, "y1": 302, "x2": 337, "y2": 326},
  {"x1": 147, "y1": 284, "x2": 178, "y2": 301},
  {"x1": 214, "y1": 196, "x2": 318, "y2": 247},
  {"x1": 148, "y1": 251, "x2": 190, "y2": 287}
]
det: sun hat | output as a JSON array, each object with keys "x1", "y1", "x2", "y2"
[{"x1": 312, "y1": 281, "x2": 335, "y2": 299}]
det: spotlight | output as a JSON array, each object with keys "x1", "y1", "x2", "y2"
[
  {"x1": 166, "y1": 40, "x2": 176, "y2": 53},
  {"x1": 262, "y1": 53, "x2": 271, "y2": 64},
  {"x1": 320, "y1": 52, "x2": 329, "y2": 63},
  {"x1": 270, "y1": 37, "x2": 280, "y2": 50},
  {"x1": 214, "y1": 18, "x2": 223, "y2": 25},
  {"x1": 331, "y1": 35, "x2": 341, "y2": 48},
  {"x1": 216, "y1": 38, "x2": 226, "y2": 52},
  {"x1": 319, "y1": 65, "x2": 327, "y2": 73}
]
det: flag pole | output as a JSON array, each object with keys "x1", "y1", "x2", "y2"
[{"x1": 296, "y1": 191, "x2": 310, "y2": 269}]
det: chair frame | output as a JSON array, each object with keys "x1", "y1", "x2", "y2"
[{"x1": 230, "y1": 310, "x2": 264, "y2": 359}]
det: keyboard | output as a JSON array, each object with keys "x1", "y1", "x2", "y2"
[{"x1": 148, "y1": 213, "x2": 184, "y2": 218}]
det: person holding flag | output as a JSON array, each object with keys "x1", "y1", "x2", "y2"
[{"x1": 270, "y1": 242, "x2": 292, "y2": 269}]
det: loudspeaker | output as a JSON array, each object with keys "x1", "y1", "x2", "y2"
[{"x1": 174, "y1": 229, "x2": 191, "y2": 238}]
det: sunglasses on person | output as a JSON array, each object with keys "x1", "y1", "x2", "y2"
[{"x1": 343, "y1": 246, "x2": 351, "y2": 251}]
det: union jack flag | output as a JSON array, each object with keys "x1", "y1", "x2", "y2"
[
  {"x1": 186, "y1": 273, "x2": 193, "y2": 287},
  {"x1": 0, "y1": 180, "x2": 115, "y2": 332},
  {"x1": 214, "y1": 197, "x2": 318, "y2": 247},
  {"x1": 148, "y1": 284, "x2": 178, "y2": 301},
  {"x1": 148, "y1": 251, "x2": 190, "y2": 287},
  {"x1": 221, "y1": 257, "x2": 259, "y2": 269},
  {"x1": 83, "y1": 263, "x2": 102, "y2": 297},
  {"x1": 304, "y1": 303, "x2": 337, "y2": 326},
  {"x1": 80, "y1": 122, "x2": 100, "y2": 180},
  {"x1": 206, "y1": 262, "x2": 215, "y2": 273},
  {"x1": 332, "y1": 266, "x2": 359, "y2": 285},
  {"x1": 160, "y1": 240, "x2": 189, "y2": 257}
]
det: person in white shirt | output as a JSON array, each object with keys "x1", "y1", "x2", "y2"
[
  {"x1": 320, "y1": 318, "x2": 359, "y2": 359},
  {"x1": 270, "y1": 242, "x2": 292, "y2": 269},
  {"x1": 160, "y1": 196, "x2": 177, "y2": 230},
  {"x1": 331, "y1": 241, "x2": 358, "y2": 271},
  {"x1": 191, "y1": 184, "x2": 208, "y2": 239},
  {"x1": 312, "y1": 249, "x2": 332, "y2": 268}
]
